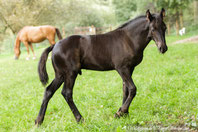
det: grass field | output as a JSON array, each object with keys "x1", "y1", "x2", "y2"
[{"x1": 0, "y1": 38, "x2": 198, "y2": 131}]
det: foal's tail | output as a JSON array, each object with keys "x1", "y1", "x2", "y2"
[
  {"x1": 38, "y1": 45, "x2": 55, "y2": 86},
  {"x1": 55, "y1": 28, "x2": 63, "y2": 40}
]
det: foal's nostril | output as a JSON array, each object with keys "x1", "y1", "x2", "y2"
[
  {"x1": 159, "y1": 45, "x2": 168, "y2": 53},
  {"x1": 159, "y1": 47, "x2": 162, "y2": 52},
  {"x1": 165, "y1": 46, "x2": 168, "y2": 51}
]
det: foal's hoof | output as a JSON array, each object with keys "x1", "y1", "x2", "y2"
[
  {"x1": 35, "y1": 120, "x2": 40, "y2": 127},
  {"x1": 35, "y1": 117, "x2": 43, "y2": 126},
  {"x1": 114, "y1": 112, "x2": 121, "y2": 118},
  {"x1": 76, "y1": 116, "x2": 84, "y2": 123},
  {"x1": 114, "y1": 111, "x2": 129, "y2": 118},
  {"x1": 32, "y1": 57, "x2": 36, "y2": 60}
]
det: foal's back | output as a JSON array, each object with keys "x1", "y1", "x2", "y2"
[{"x1": 52, "y1": 30, "x2": 135, "y2": 72}]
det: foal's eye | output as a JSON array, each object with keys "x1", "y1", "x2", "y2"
[{"x1": 151, "y1": 29, "x2": 155, "y2": 33}]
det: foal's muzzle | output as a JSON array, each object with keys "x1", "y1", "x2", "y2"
[{"x1": 157, "y1": 42, "x2": 168, "y2": 54}]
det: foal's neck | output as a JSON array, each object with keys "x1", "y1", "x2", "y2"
[{"x1": 123, "y1": 18, "x2": 151, "y2": 53}]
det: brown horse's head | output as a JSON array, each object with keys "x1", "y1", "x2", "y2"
[
  {"x1": 147, "y1": 8, "x2": 168, "y2": 54},
  {"x1": 14, "y1": 48, "x2": 21, "y2": 60},
  {"x1": 14, "y1": 36, "x2": 21, "y2": 60}
]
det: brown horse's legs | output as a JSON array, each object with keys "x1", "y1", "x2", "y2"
[
  {"x1": 35, "y1": 78, "x2": 63, "y2": 125},
  {"x1": 29, "y1": 43, "x2": 36, "y2": 59},
  {"x1": 48, "y1": 38, "x2": 56, "y2": 45},
  {"x1": 47, "y1": 39, "x2": 55, "y2": 59},
  {"x1": 61, "y1": 72, "x2": 83, "y2": 122},
  {"x1": 115, "y1": 68, "x2": 136, "y2": 117},
  {"x1": 24, "y1": 42, "x2": 30, "y2": 60}
]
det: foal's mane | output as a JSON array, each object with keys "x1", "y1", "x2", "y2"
[{"x1": 116, "y1": 15, "x2": 146, "y2": 30}]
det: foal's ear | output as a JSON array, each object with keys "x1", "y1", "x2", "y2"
[
  {"x1": 146, "y1": 9, "x2": 153, "y2": 22},
  {"x1": 160, "y1": 8, "x2": 165, "y2": 19}
]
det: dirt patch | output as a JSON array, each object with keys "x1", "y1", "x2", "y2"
[{"x1": 173, "y1": 35, "x2": 198, "y2": 44}]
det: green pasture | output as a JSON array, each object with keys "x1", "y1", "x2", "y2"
[{"x1": 0, "y1": 37, "x2": 198, "y2": 131}]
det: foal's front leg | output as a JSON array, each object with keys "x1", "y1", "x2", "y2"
[
  {"x1": 115, "y1": 68, "x2": 136, "y2": 117},
  {"x1": 122, "y1": 82, "x2": 129, "y2": 105}
]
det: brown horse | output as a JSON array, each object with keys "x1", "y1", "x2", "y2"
[{"x1": 14, "y1": 25, "x2": 62, "y2": 60}]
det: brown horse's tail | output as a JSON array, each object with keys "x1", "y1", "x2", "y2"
[
  {"x1": 55, "y1": 28, "x2": 63, "y2": 40},
  {"x1": 38, "y1": 45, "x2": 55, "y2": 86}
]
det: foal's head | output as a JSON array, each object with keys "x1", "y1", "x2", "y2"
[{"x1": 146, "y1": 8, "x2": 168, "y2": 54}]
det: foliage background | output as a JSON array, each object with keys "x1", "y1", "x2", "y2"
[{"x1": 0, "y1": 0, "x2": 198, "y2": 53}]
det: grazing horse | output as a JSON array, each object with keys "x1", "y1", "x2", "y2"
[
  {"x1": 35, "y1": 9, "x2": 168, "y2": 125},
  {"x1": 14, "y1": 25, "x2": 62, "y2": 60}
]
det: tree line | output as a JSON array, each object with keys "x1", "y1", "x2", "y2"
[
  {"x1": 113, "y1": 0, "x2": 198, "y2": 35},
  {"x1": 0, "y1": 0, "x2": 115, "y2": 40},
  {"x1": 0, "y1": 0, "x2": 198, "y2": 41}
]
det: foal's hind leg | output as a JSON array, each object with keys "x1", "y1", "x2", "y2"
[
  {"x1": 61, "y1": 72, "x2": 83, "y2": 122},
  {"x1": 115, "y1": 68, "x2": 136, "y2": 117},
  {"x1": 35, "y1": 78, "x2": 63, "y2": 125}
]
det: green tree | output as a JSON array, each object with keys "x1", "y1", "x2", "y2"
[
  {"x1": 112, "y1": 0, "x2": 136, "y2": 22},
  {"x1": 155, "y1": 0, "x2": 191, "y2": 35},
  {"x1": 62, "y1": 0, "x2": 115, "y2": 35},
  {"x1": 194, "y1": 0, "x2": 198, "y2": 24},
  {"x1": 0, "y1": 0, "x2": 65, "y2": 34}
]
